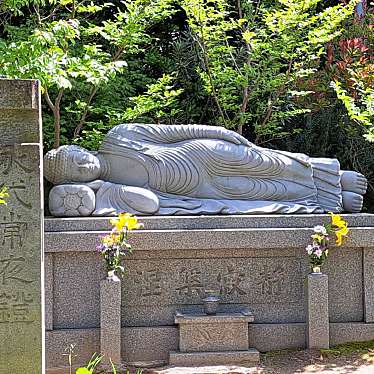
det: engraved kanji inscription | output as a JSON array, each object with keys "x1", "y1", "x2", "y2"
[
  {"x1": 176, "y1": 268, "x2": 204, "y2": 298},
  {"x1": 0, "y1": 146, "x2": 37, "y2": 175},
  {"x1": 137, "y1": 269, "x2": 163, "y2": 297},
  {"x1": 1, "y1": 179, "x2": 32, "y2": 209},
  {"x1": 0, "y1": 211, "x2": 28, "y2": 249},
  {"x1": 257, "y1": 265, "x2": 286, "y2": 296},
  {"x1": 217, "y1": 265, "x2": 246, "y2": 297},
  {"x1": 0, "y1": 256, "x2": 33, "y2": 285},
  {"x1": 0, "y1": 291, "x2": 34, "y2": 324}
]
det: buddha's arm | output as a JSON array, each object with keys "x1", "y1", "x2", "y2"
[{"x1": 114, "y1": 123, "x2": 252, "y2": 146}]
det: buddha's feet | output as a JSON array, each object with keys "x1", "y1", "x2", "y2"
[
  {"x1": 340, "y1": 170, "x2": 367, "y2": 213},
  {"x1": 342, "y1": 191, "x2": 364, "y2": 213},
  {"x1": 340, "y1": 170, "x2": 367, "y2": 195}
]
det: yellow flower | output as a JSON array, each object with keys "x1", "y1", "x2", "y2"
[
  {"x1": 311, "y1": 233, "x2": 324, "y2": 243},
  {"x1": 335, "y1": 225, "x2": 349, "y2": 246},
  {"x1": 329, "y1": 212, "x2": 348, "y2": 229},
  {"x1": 110, "y1": 212, "x2": 131, "y2": 231},
  {"x1": 124, "y1": 215, "x2": 142, "y2": 230},
  {"x1": 102, "y1": 235, "x2": 115, "y2": 246},
  {"x1": 110, "y1": 212, "x2": 142, "y2": 231},
  {"x1": 329, "y1": 212, "x2": 349, "y2": 246}
]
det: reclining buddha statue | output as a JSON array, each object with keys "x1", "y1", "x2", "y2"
[{"x1": 44, "y1": 123, "x2": 367, "y2": 216}]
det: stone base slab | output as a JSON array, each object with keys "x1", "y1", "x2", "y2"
[{"x1": 169, "y1": 349, "x2": 260, "y2": 366}]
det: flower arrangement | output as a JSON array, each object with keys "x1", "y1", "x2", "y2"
[
  {"x1": 306, "y1": 212, "x2": 349, "y2": 273},
  {"x1": 97, "y1": 213, "x2": 142, "y2": 280}
]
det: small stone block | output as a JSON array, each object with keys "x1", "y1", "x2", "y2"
[
  {"x1": 176, "y1": 312, "x2": 251, "y2": 352},
  {"x1": 169, "y1": 349, "x2": 260, "y2": 366},
  {"x1": 100, "y1": 279, "x2": 122, "y2": 365},
  {"x1": 307, "y1": 273, "x2": 329, "y2": 349}
]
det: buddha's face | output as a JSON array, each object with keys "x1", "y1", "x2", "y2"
[{"x1": 68, "y1": 149, "x2": 101, "y2": 182}]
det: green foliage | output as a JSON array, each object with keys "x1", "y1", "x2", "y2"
[
  {"x1": 180, "y1": 0, "x2": 358, "y2": 141},
  {"x1": 122, "y1": 74, "x2": 183, "y2": 123},
  {"x1": 75, "y1": 353, "x2": 102, "y2": 374},
  {"x1": 0, "y1": 0, "x2": 175, "y2": 148},
  {"x1": 332, "y1": 81, "x2": 374, "y2": 139}
]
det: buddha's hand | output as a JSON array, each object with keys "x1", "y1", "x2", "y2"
[
  {"x1": 219, "y1": 128, "x2": 252, "y2": 147},
  {"x1": 49, "y1": 184, "x2": 95, "y2": 217}
]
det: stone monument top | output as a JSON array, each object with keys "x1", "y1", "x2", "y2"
[{"x1": 44, "y1": 123, "x2": 367, "y2": 216}]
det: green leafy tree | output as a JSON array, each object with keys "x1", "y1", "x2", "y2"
[
  {"x1": 0, "y1": 0, "x2": 174, "y2": 148},
  {"x1": 180, "y1": 0, "x2": 358, "y2": 142}
]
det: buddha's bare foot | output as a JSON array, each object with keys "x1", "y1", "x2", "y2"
[
  {"x1": 340, "y1": 170, "x2": 367, "y2": 195},
  {"x1": 342, "y1": 191, "x2": 364, "y2": 213}
]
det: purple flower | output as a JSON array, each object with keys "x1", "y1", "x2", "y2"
[
  {"x1": 315, "y1": 249, "x2": 323, "y2": 258},
  {"x1": 306, "y1": 244, "x2": 314, "y2": 255}
]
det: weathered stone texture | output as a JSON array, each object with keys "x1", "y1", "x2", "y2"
[
  {"x1": 169, "y1": 349, "x2": 260, "y2": 366},
  {"x1": 0, "y1": 79, "x2": 44, "y2": 374},
  {"x1": 325, "y1": 248, "x2": 363, "y2": 322},
  {"x1": 307, "y1": 273, "x2": 329, "y2": 349},
  {"x1": 100, "y1": 279, "x2": 121, "y2": 366},
  {"x1": 363, "y1": 249, "x2": 374, "y2": 322},
  {"x1": 0, "y1": 79, "x2": 38, "y2": 110},
  {"x1": 45, "y1": 253, "x2": 54, "y2": 331},
  {"x1": 43, "y1": 215, "x2": 374, "y2": 370},
  {"x1": 44, "y1": 214, "x2": 374, "y2": 232},
  {"x1": 176, "y1": 312, "x2": 251, "y2": 353}
]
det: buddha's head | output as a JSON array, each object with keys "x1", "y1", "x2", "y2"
[{"x1": 44, "y1": 145, "x2": 101, "y2": 184}]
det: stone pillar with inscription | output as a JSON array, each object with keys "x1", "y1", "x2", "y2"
[{"x1": 0, "y1": 79, "x2": 44, "y2": 374}]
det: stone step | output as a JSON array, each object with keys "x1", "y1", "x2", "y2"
[
  {"x1": 169, "y1": 349, "x2": 260, "y2": 366},
  {"x1": 45, "y1": 214, "x2": 374, "y2": 232}
]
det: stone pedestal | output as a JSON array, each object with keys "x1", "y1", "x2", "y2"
[
  {"x1": 0, "y1": 79, "x2": 44, "y2": 374},
  {"x1": 169, "y1": 311, "x2": 260, "y2": 366},
  {"x1": 100, "y1": 278, "x2": 122, "y2": 366},
  {"x1": 307, "y1": 273, "x2": 329, "y2": 349}
]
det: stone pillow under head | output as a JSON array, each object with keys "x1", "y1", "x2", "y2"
[{"x1": 49, "y1": 184, "x2": 95, "y2": 217}]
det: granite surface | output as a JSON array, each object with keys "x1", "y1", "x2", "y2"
[
  {"x1": 45, "y1": 322, "x2": 374, "y2": 369},
  {"x1": 363, "y1": 248, "x2": 374, "y2": 322},
  {"x1": 43, "y1": 215, "x2": 374, "y2": 370},
  {"x1": 307, "y1": 273, "x2": 329, "y2": 349},
  {"x1": 45, "y1": 214, "x2": 374, "y2": 232},
  {"x1": 330, "y1": 322, "x2": 374, "y2": 345},
  {"x1": 49, "y1": 246, "x2": 363, "y2": 329},
  {"x1": 249, "y1": 323, "x2": 306, "y2": 351},
  {"x1": 0, "y1": 79, "x2": 44, "y2": 374},
  {"x1": 45, "y1": 253, "x2": 54, "y2": 331},
  {"x1": 169, "y1": 349, "x2": 260, "y2": 366},
  {"x1": 176, "y1": 312, "x2": 250, "y2": 352},
  {"x1": 45, "y1": 226, "x2": 374, "y2": 253},
  {"x1": 100, "y1": 279, "x2": 121, "y2": 365}
]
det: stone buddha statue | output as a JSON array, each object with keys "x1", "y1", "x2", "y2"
[{"x1": 44, "y1": 123, "x2": 367, "y2": 216}]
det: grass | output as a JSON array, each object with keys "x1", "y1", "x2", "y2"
[
  {"x1": 262, "y1": 340, "x2": 374, "y2": 360},
  {"x1": 321, "y1": 340, "x2": 374, "y2": 357}
]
